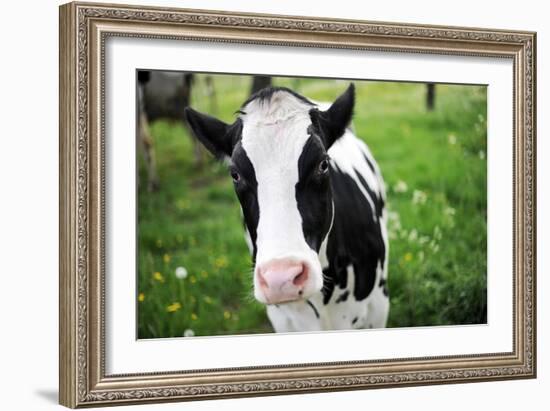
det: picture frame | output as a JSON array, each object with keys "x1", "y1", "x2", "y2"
[{"x1": 59, "y1": 1, "x2": 537, "y2": 408}]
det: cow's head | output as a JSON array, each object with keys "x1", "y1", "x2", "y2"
[{"x1": 184, "y1": 84, "x2": 355, "y2": 305}]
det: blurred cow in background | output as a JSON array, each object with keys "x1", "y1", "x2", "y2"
[
  {"x1": 137, "y1": 72, "x2": 275, "y2": 191},
  {"x1": 137, "y1": 70, "x2": 199, "y2": 191},
  {"x1": 137, "y1": 71, "x2": 159, "y2": 191}
]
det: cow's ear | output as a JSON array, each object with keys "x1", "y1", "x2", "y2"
[
  {"x1": 184, "y1": 107, "x2": 237, "y2": 158},
  {"x1": 310, "y1": 83, "x2": 355, "y2": 149}
]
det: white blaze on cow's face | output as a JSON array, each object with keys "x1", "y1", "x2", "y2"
[
  {"x1": 238, "y1": 92, "x2": 325, "y2": 304},
  {"x1": 184, "y1": 85, "x2": 355, "y2": 306}
]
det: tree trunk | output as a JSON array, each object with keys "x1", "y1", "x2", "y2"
[
  {"x1": 426, "y1": 83, "x2": 436, "y2": 111},
  {"x1": 250, "y1": 76, "x2": 272, "y2": 95}
]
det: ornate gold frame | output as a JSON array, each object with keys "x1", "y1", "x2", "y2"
[{"x1": 59, "y1": 1, "x2": 537, "y2": 408}]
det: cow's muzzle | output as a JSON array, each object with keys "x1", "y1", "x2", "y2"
[{"x1": 255, "y1": 258, "x2": 311, "y2": 304}]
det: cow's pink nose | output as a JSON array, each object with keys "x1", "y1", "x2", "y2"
[{"x1": 256, "y1": 259, "x2": 309, "y2": 304}]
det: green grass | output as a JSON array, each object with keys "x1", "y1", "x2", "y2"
[{"x1": 137, "y1": 74, "x2": 487, "y2": 338}]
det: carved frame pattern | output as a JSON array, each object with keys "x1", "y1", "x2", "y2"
[{"x1": 59, "y1": 2, "x2": 536, "y2": 408}]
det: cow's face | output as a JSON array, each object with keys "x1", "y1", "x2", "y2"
[{"x1": 185, "y1": 85, "x2": 355, "y2": 305}]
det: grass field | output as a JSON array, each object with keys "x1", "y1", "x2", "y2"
[{"x1": 137, "y1": 74, "x2": 487, "y2": 338}]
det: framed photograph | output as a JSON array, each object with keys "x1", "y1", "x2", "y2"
[{"x1": 59, "y1": 1, "x2": 537, "y2": 408}]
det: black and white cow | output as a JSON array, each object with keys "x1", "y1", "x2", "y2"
[{"x1": 185, "y1": 84, "x2": 389, "y2": 332}]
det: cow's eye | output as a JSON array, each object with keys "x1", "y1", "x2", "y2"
[
  {"x1": 318, "y1": 158, "x2": 330, "y2": 174},
  {"x1": 230, "y1": 169, "x2": 240, "y2": 183}
]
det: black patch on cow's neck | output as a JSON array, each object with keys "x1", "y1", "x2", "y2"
[
  {"x1": 321, "y1": 267, "x2": 334, "y2": 305},
  {"x1": 295, "y1": 136, "x2": 333, "y2": 253},
  {"x1": 379, "y1": 278, "x2": 389, "y2": 297},
  {"x1": 231, "y1": 143, "x2": 259, "y2": 260},
  {"x1": 322, "y1": 253, "x2": 350, "y2": 304},
  {"x1": 354, "y1": 168, "x2": 384, "y2": 222},
  {"x1": 362, "y1": 153, "x2": 377, "y2": 175},
  {"x1": 322, "y1": 164, "x2": 386, "y2": 303},
  {"x1": 239, "y1": 87, "x2": 315, "y2": 112},
  {"x1": 335, "y1": 290, "x2": 349, "y2": 303}
]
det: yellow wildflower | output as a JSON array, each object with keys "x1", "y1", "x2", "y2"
[
  {"x1": 176, "y1": 199, "x2": 190, "y2": 210},
  {"x1": 404, "y1": 252, "x2": 413, "y2": 262},
  {"x1": 153, "y1": 271, "x2": 165, "y2": 282},
  {"x1": 166, "y1": 302, "x2": 181, "y2": 312},
  {"x1": 214, "y1": 256, "x2": 228, "y2": 269},
  {"x1": 138, "y1": 293, "x2": 145, "y2": 302},
  {"x1": 204, "y1": 296, "x2": 213, "y2": 304},
  {"x1": 191, "y1": 313, "x2": 198, "y2": 321},
  {"x1": 223, "y1": 310, "x2": 231, "y2": 320}
]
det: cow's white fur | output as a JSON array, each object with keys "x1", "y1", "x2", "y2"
[
  {"x1": 239, "y1": 90, "x2": 389, "y2": 331},
  {"x1": 241, "y1": 93, "x2": 324, "y2": 304}
]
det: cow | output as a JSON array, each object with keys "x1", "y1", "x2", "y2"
[
  {"x1": 137, "y1": 71, "x2": 269, "y2": 192},
  {"x1": 137, "y1": 70, "x2": 206, "y2": 192},
  {"x1": 137, "y1": 70, "x2": 160, "y2": 192},
  {"x1": 184, "y1": 84, "x2": 389, "y2": 332}
]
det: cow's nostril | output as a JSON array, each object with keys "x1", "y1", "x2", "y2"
[
  {"x1": 292, "y1": 265, "x2": 308, "y2": 286},
  {"x1": 258, "y1": 272, "x2": 269, "y2": 289}
]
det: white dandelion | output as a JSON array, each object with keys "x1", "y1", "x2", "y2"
[
  {"x1": 429, "y1": 240, "x2": 440, "y2": 253},
  {"x1": 434, "y1": 226, "x2": 443, "y2": 240},
  {"x1": 444, "y1": 207, "x2": 456, "y2": 217},
  {"x1": 387, "y1": 210, "x2": 402, "y2": 237},
  {"x1": 418, "y1": 236, "x2": 430, "y2": 245},
  {"x1": 387, "y1": 210, "x2": 400, "y2": 223},
  {"x1": 448, "y1": 134, "x2": 457, "y2": 145},
  {"x1": 393, "y1": 180, "x2": 408, "y2": 193},
  {"x1": 412, "y1": 190, "x2": 427, "y2": 205},
  {"x1": 183, "y1": 329, "x2": 195, "y2": 337},
  {"x1": 175, "y1": 266, "x2": 188, "y2": 279}
]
